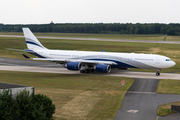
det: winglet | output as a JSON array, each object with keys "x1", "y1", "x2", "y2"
[
  {"x1": 101, "y1": 49, "x2": 105, "y2": 52},
  {"x1": 22, "y1": 54, "x2": 30, "y2": 59}
]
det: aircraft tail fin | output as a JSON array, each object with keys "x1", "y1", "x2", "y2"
[{"x1": 22, "y1": 28, "x2": 47, "y2": 50}]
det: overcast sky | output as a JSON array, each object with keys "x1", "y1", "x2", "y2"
[{"x1": 1, "y1": 0, "x2": 180, "y2": 24}]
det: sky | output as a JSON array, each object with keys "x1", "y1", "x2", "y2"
[{"x1": 1, "y1": 0, "x2": 180, "y2": 24}]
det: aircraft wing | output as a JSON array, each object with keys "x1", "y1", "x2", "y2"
[{"x1": 32, "y1": 58, "x2": 117, "y2": 65}]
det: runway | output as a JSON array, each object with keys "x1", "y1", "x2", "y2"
[
  {"x1": 0, "y1": 57, "x2": 180, "y2": 80},
  {"x1": 0, "y1": 35, "x2": 180, "y2": 44}
]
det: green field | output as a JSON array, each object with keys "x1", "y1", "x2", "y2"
[
  {"x1": 0, "y1": 71, "x2": 134, "y2": 120},
  {"x1": 157, "y1": 79, "x2": 180, "y2": 94}
]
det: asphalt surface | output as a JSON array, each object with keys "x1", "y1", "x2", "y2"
[
  {"x1": 128, "y1": 78, "x2": 159, "y2": 92},
  {"x1": 1, "y1": 57, "x2": 180, "y2": 80},
  {"x1": 0, "y1": 35, "x2": 180, "y2": 44},
  {"x1": 114, "y1": 78, "x2": 180, "y2": 120}
]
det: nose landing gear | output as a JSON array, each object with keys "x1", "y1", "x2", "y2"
[{"x1": 156, "y1": 69, "x2": 161, "y2": 76}]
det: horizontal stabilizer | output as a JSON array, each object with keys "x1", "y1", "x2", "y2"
[
  {"x1": 22, "y1": 54, "x2": 30, "y2": 59},
  {"x1": 7, "y1": 48, "x2": 35, "y2": 53}
]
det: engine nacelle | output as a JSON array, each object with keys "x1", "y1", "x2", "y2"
[
  {"x1": 65, "y1": 62, "x2": 82, "y2": 70},
  {"x1": 94, "y1": 64, "x2": 111, "y2": 73}
]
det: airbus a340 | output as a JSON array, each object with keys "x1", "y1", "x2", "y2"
[{"x1": 9, "y1": 28, "x2": 176, "y2": 76}]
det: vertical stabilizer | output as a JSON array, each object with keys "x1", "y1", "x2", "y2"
[{"x1": 22, "y1": 28, "x2": 47, "y2": 50}]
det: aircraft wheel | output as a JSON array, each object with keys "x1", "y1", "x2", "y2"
[{"x1": 156, "y1": 72, "x2": 160, "y2": 76}]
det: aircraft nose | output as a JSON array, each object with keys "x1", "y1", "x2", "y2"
[
  {"x1": 173, "y1": 61, "x2": 176, "y2": 66},
  {"x1": 171, "y1": 61, "x2": 176, "y2": 67}
]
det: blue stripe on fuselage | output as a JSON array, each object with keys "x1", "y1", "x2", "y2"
[{"x1": 85, "y1": 58, "x2": 138, "y2": 68}]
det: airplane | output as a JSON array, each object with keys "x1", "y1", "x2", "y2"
[{"x1": 9, "y1": 28, "x2": 176, "y2": 76}]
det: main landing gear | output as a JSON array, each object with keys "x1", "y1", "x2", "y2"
[
  {"x1": 80, "y1": 69, "x2": 94, "y2": 73},
  {"x1": 156, "y1": 69, "x2": 161, "y2": 76}
]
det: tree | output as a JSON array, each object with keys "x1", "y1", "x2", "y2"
[
  {"x1": 167, "y1": 28, "x2": 175, "y2": 35},
  {"x1": 0, "y1": 89, "x2": 55, "y2": 120}
]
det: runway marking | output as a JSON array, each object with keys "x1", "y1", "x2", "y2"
[
  {"x1": 0, "y1": 59, "x2": 4, "y2": 60},
  {"x1": 127, "y1": 91, "x2": 156, "y2": 94},
  {"x1": 127, "y1": 110, "x2": 139, "y2": 113}
]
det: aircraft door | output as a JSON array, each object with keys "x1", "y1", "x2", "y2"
[{"x1": 156, "y1": 57, "x2": 160, "y2": 64}]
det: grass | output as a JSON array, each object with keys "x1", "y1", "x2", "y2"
[
  {"x1": 157, "y1": 79, "x2": 180, "y2": 94},
  {"x1": 0, "y1": 35, "x2": 180, "y2": 73},
  {"x1": 0, "y1": 70, "x2": 134, "y2": 120},
  {"x1": 157, "y1": 102, "x2": 178, "y2": 116}
]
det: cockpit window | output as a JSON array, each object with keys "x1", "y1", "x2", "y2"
[{"x1": 166, "y1": 59, "x2": 172, "y2": 61}]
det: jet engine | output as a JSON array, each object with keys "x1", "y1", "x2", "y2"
[
  {"x1": 94, "y1": 64, "x2": 111, "y2": 73},
  {"x1": 65, "y1": 62, "x2": 82, "y2": 70}
]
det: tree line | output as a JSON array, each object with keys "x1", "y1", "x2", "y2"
[{"x1": 0, "y1": 23, "x2": 180, "y2": 35}]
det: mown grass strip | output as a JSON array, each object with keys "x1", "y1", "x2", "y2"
[
  {"x1": 157, "y1": 102, "x2": 180, "y2": 116},
  {"x1": 157, "y1": 79, "x2": 180, "y2": 94}
]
